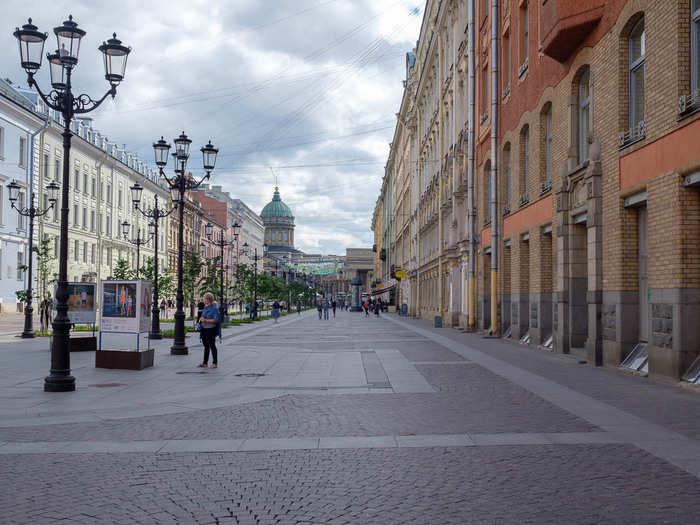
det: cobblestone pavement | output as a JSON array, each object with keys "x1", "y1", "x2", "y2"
[{"x1": 1, "y1": 311, "x2": 699, "y2": 524}]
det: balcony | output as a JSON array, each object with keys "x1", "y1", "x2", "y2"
[{"x1": 541, "y1": 0, "x2": 605, "y2": 63}]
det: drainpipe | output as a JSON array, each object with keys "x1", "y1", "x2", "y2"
[
  {"x1": 489, "y1": 0, "x2": 499, "y2": 335},
  {"x1": 437, "y1": 35, "x2": 443, "y2": 321},
  {"x1": 467, "y1": 0, "x2": 477, "y2": 330}
]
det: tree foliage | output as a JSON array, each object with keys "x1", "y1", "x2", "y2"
[{"x1": 139, "y1": 256, "x2": 176, "y2": 301}]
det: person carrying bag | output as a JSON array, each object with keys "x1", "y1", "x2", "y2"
[{"x1": 197, "y1": 293, "x2": 221, "y2": 369}]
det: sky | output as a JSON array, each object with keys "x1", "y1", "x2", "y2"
[{"x1": 1, "y1": 0, "x2": 423, "y2": 256}]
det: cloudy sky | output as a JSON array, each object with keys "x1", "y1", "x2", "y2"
[{"x1": 1, "y1": 0, "x2": 423, "y2": 255}]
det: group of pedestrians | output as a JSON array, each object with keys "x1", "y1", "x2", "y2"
[
  {"x1": 317, "y1": 298, "x2": 344, "y2": 320},
  {"x1": 362, "y1": 297, "x2": 383, "y2": 317}
]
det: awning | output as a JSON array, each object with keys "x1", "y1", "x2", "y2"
[{"x1": 371, "y1": 285, "x2": 395, "y2": 296}]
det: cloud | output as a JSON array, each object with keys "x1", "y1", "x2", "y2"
[{"x1": 1, "y1": 0, "x2": 422, "y2": 255}]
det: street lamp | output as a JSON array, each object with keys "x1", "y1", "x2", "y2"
[
  {"x1": 14, "y1": 15, "x2": 130, "y2": 392},
  {"x1": 205, "y1": 221, "x2": 239, "y2": 318},
  {"x1": 130, "y1": 186, "x2": 175, "y2": 339},
  {"x1": 155, "y1": 133, "x2": 218, "y2": 355},
  {"x1": 120, "y1": 220, "x2": 153, "y2": 279},
  {"x1": 7, "y1": 180, "x2": 59, "y2": 338}
]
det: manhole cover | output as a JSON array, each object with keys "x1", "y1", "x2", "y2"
[
  {"x1": 235, "y1": 373, "x2": 266, "y2": 378},
  {"x1": 88, "y1": 383, "x2": 125, "y2": 388},
  {"x1": 176, "y1": 371, "x2": 208, "y2": 374}
]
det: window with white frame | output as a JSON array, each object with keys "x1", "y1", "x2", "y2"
[
  {"x1": 73, "y1": 204, "x2": 79, "y2": 227},
  {"x1": 54, "y1": 159, "x2": 60, "y2": 181},
  {"x1": 83, "y1": 207, "x2": 87, "y2": 230},
  {"x1": 74, "y1": 169, "x2": 80, "y2": 191},
  {"x1": 0, "y1": 126, "x2": 4, "y2": 158},
  {"x1": 43, "y1": 153, "x2": 49, "y2": 179},
  {"x1": 0, "y1": 186, "x2": 3, "y2": 224},
  {"x1": 91, "y1": 244, "x2": 95, "y2": 264},
  {"x1": 19, "y1": 137, "x2": 26, "y2": 167},
  {"x1": 17, "y1": 251, "x2": 24, "y2": 280},
  {"x1": 629, "y1": 17, "x2": 645, "y2": 132},
  {"x1": 90, "y1": 210, "x2": 95, "y2": 232},
  {"x1": 83, "y1": 241, "x2": 88, "y2": 263},
  {"x1": 91, "y1": 177, "x2": 96, "y2": 197},
  {"x1": 74, "y1": 240, "x2": 79, "y2": 262},
  {"x1": 83, "y1": 172, "x2": 88, "y2": 194},
  {"x1": 17, "y1": 192, "x2": 25, "y2": 230}
]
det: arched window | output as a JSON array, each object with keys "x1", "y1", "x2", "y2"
[
  {"x1": 541, "y1": 103, "x2": 553, "y2": 188},
  {"x1": 577, "y1": 66, "x2": 591, "y2": 163},
  {"x1": 628, "y1": 17, "x2": 645, "y2": 131}
]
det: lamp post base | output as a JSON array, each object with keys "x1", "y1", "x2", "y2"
[
  {"x1": 21, "y1": 331, "x2": 36, "y2": 339},
  {"x1": 150, "y1": 332, "x2": 163, "y2": 340},
  {"x1": 44, "y1": 375, "x2": 76, "y2": 392},
  {"x1": 170, "y1": 344, "x2": 188, "y2": 355}
]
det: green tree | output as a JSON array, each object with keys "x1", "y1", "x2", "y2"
[
  {"x1": 139, "y1": 256, "x2": 175, "y2": 301},
  {"x1": 231, "y1": 263, "x2": 255, "y2": 304},
  {"x1": 182, "y1": 251, "x2": 204, "y2": 317},
  {"x1": 34, "y1": 236, "x2": 54, "y2": 300},
  {"x1": 110, "y1": 259, "x2": 133, "y2": 279},
  {"x1": 198, "y1": 256, "x2": 222, "y2": 297}
]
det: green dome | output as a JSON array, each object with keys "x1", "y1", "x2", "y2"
[{"x1": 261, "y1": 187, "x2": 293, "y2": 218}]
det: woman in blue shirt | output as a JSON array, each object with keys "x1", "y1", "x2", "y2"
[{"x1": 197, "y1": 293, "x2": 221, "y2": 369}]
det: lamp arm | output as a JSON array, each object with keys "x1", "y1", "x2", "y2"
[
  {"x1": 186, "y1": 172, "x2": 211, "y2": 191},
  {"x1": 28, "y1": 77, "x2": 64, "y2": 113},
  {"x1": 73, "y1": 86, "x2": 117, "y2": 115},
  {"x1": 158, "y1": 167, "x2": 177, "y2": 189}
]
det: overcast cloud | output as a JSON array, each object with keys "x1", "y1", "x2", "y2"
[{"x1": 1, "y1": 0, "x2": 422, "y2": 255}]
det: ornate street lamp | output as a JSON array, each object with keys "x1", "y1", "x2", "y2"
[
  {"x1": 7, "y1": 180, "x2": 59, "y2": 338},
  {"x1": 121, "y1": 220, "x2": 152, "y2": 279},
  {"x1": 155, "y1": 133, "x2": 218, "y2": 355},
  {"x1": 14, "y1": 15, "x2": 131, "y2": 391},
  {"x1": 205, "y1": 221, "x2": 239, "y2": 318},
  {"x1": 130, "y1": 184, "x2": 175, "y2": 339}
]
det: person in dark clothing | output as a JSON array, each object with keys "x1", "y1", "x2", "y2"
[
  {"x1": 297, "y1": 300, "x2": 302, "y2": 315},
  {"x1": 197, "y1": 293, "x2": 221, "y2": 369},
  {"x1": 317, "y1": 301, "x2": 323, "y2": 319},
  {"x1": 196, "y1": 299, "x2": 205, "y2": 322},
  {"x1": 331, "y1": 300, "x2": 337, "y2": 318}
]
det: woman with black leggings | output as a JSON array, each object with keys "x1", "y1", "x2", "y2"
[{"x1": 197, "y1": 293, "x2": 221, "y2": 369}]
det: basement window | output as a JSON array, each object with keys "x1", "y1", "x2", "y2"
[
  {"x1": 682, "y1": 356, "x2": 700, "y2": 385},
  {"x1": 619, "y1": 342, "x2": 648, "y2": 376}
]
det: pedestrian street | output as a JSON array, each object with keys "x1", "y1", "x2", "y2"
[{"x1": 1, "y1": 310, "x2": 699, "y2": 524}]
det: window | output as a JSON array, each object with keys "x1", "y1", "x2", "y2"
[
  {"x1": 628, "y1": 17, "x2": 645, "y2": 131},
  {"x1": 73, "y1": 205, "x2": 79, "y2": 227},
  {"x1": 106, "y1": 247, "x2": 112, "y2": 265},
  {"x1": 543, "y1": 104, "x2": 553, "y2": 186},
  {"x1": 520, "y1": 125, "x2": 530, "y2": 203},
  {"x1": 17, "y1": 192, "x2": 25, "y2": 230},
  {"x1": 481, "y1": 63, "x2": 489, "y2": 120},
  {"x1": 74, "y1": 240, "x2": 79, "y2": 262},
  {"x1": 106, "y1": 184, "x2": 112, "y2": 204},
  {"x1": 17, "y1": 252, "x2": 24, "y2": 280},
  {"x1": 577, "y1": 67, "x2": 591, "y2": 163},
  {"x1": 43, "y1": 153, "x2": 49, "y2": 179},
  {"x1": 83, "y1": 172, "x2": 89, "y2": 194},
  {"x1": 83, "y1": 241, "x2": 88, "y2": 263},
  {"x1": 43, "y1": 193, "x2": 49, "y2": 213},
  {"x1": 520, "y1": 1, "x2": 529, "y2": 71},
  {"x1": 0, "y1": 126, "x2": 4, "y2": 158},
  {"x1": 118, "y1": 188, "x2": 123, "y2": 208},
  {"x1": 91, "y1": 244, "x2": 95, "y2": 264},
  {"x1": 83, "y1": 207, "x2": 87, "y2": 230},
  {"x1": 74, "y1": 168, "x2": 80, "y2": 191},
  {"x1": 107, "y1": 215, "x2": 112, "y2": 236},
  {"x1": 90, "y1": 210, "x2": 95, "y2": 232},
  {"x1": 0, "y1": 186, "x2": 3, "y2": 225},
  {"x1": 54, "y1": 236, "x2": 59, "y2": 257},
  {"x1": 503, "y1": 30, "x2": 511, "y2": 95},
  {"x1": 91, "y1": 177, "x2": 96, "y2": 197},
  {"x1": 504, "y1": 143, "x2": 511, "y2": 206},
  {"x1": 55, "y1": 159, "x2": 61, "y2": 181},
  {"x1": 53, "y1": 198, "x2": 58, "y2": 222},
  {"x1": 693, "y1": 0, "x2": 700, "y2": 93},
  {"x1": 19, "y1": 137, "x2": 26, "y2": 167}
]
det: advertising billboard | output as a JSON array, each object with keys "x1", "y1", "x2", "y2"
[
  {"x1": 53, "y1": 282, "x2": 97, "y2": 324},
  {"x1": 100, "y1": 280, "x2": 152, "y2": 333}
]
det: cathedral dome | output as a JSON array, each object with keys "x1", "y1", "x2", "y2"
[{"x1": 261, "y1": 187, "x2": 293, "y2": 219}]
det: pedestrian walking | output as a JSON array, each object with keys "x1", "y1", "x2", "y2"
[
  {"x1": 374, "y1": 299, "x2": 381, "y2": 317},
  {"x1": 363, "y1": 299, "x2": 369, "y2": 316},
  {"x1": 197, "y1": 293, "x2": 221, "y2": 369},
  {"x1": 39, "y1": 294, "x2": 52, "y2": 332},
  {"x1": 322, "y1": 298, "x2": 330, "y2": 320},
  {"x1": 272, "y1": 300, "x2": 281, "y2": 323},
  {"x1": 160, "y1": 299, "x2": 167, "y2": 319},
  {"x1": 317, "y1": 301, "x2": 323, "y2": 319},
  {"x1": 296, "y1": 299, "x2": 302, "y2": 315},
  {"x1": 332, "y1": 300, "x2": 337, "y2": 318}
]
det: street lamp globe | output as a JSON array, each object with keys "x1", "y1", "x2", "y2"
[
  {"x1": 6, "y1": 180, "x2": 20, "y2": 205},
  {"x1": 148, "y1": 222, "x2": 155, "y2": 237},
  {"x1": 46, "y1": 181, "x2": 60, "y2": 205},
  {"x1": 169, "y1": 183, "x2": 181, "y2": 204},
  {"x1": 53, "y1": 15, "x2": 85, "y2": 68},
  {"x1": 201, "y1": 141, "x2": 218, "y2": 172},
  {"x1": 233, "y1": 221, "x2": 241, "y2": 236},
  {"x1": 98, "y1": 33, "x2": 131, "y2": 86},
  {"x1": 121, "y1": 220, "x2": 130, "y2": 239},
  {"x1": 153, "y1": 137, "x2": 170, "y2": 168},
  {"x1": 47, "y1": 50, "x2": 68, "y2": 90},
  {"x1": 130, "y1": 182, "x2": 143, "y2": 206},
  {"x1": 13, "y1": 18, "x2": 47, "y2": 74},
  {"x1": 174, "y1": 131, "x2": 192, "y2": 159}
]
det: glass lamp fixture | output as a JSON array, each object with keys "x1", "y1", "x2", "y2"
[
  {"x1": 174, "y1": 131, "x2": 191, "y2": 159},
  {"x1": 13, "y1": 18, "x2": 48, "y2": 74},
  {"x1": 53, "y1": 15, "x2": 85, "y2": 68},
  {"x1": 201, "y1": 141, "x2": 218, "y2": 172},
  {"x1": 98, "y1": 33, "x2": 131, "y2": 85},
  {"x1": 130, "y1": 182, "x2": 143, "y2": 206},
  {"x1": 153, "y1": 137, "x2": 170, "y2": 167}
]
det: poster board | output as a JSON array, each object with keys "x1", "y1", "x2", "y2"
[
  {"x1": 100, "y1": 280, "x2": 151, "y2": 333},
  {"x1": 53, "y1": 282, "x2": 97, "y2": 324}
]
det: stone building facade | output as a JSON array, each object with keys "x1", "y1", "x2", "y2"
[{"x1": 373, "y1": 0, "x2": 700, "y2": 381}]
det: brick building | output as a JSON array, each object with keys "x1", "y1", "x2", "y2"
[{"x1": 373, "y1": 0, "x2": 700, "y2": 381}]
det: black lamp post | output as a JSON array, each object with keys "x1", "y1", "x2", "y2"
[
  {"x1": 154, "y1": 134, "x2": 218, "y2": 355},
  {"x1": 120, "y1": 220, "x2": 152, "y2": 279},
  {"x1": 129, "y1": 187, "x2": 174, "y2": 339},
  {"x1": 205, "y1": 220, "x2": 240, "y2": 318},
  {"x1": 14, "y1": 15, "x2": 131, "y2": 392},
  {"x1": 7, "y1": 179, "x2": 59, "y2": 338}
]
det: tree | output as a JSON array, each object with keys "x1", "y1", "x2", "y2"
[
  {"x1": 110, "y1": 259, "x2": 132, "y2": 280},
  {"x1": 198, "y1": 256, "x2": 222, "y2": 298},
  {"x1": 34, "y1": 236, "x2": 54, "y2": 300},
  {"x1": 139, "y1": 256, "x2": 175, "y2": 301},
  {"x1": 231, "y1": 263, "x2": 255, "y2": 304},
  {"x1": 182, "y1": 251, "x2": 204, "y2": 317}
]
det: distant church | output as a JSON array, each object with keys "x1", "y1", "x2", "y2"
[{"x1": 260, "y1": 186, "x2": 301, "y2": 258}]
